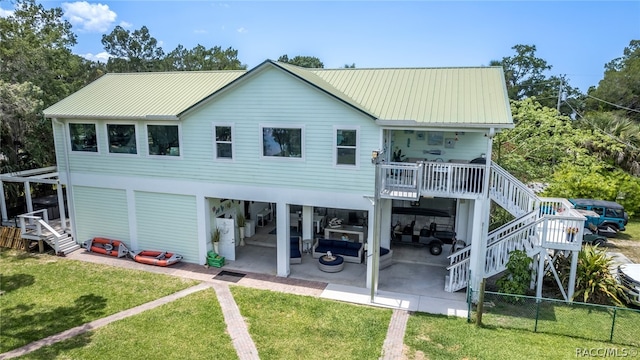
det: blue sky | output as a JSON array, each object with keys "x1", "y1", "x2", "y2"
[{"x1": 2, "y1": 1, "x2": 639, "y2": 92}]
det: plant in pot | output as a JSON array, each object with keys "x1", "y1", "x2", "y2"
[
  {"x1": 211, "y1": 227, "x2": 221, "y2": 254},
  {"x1": 237, "y1": 212, "x2": 246, "y2": 246}
]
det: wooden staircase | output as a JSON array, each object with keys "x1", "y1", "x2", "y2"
[{"x1": 18, "y1": 210, "x2": 79, "y2": 255}]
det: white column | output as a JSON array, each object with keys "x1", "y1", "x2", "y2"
[
  {"x1": 24, "y1": 181, "x2": 33, "y2": 225},
  {"x1": 455, "y1": 199, "x2": 471, "y2": 244},
  {"x1": 0, "y1": 180, "x2": 7, "y2": 222},
  {"x1": 302, "y1": 205, "x2": 313, "y2": 240},
  {"x1": 568, "y1": 250, "x2": 579, "y2": 301},
  {"x1": 276, "y1": 202, "x2": 290, "y2": 277},
  {"x1": 468, "y1": 198, "x2": 489, "y2": 292},
  {"x1": 56, "y1": 182, "x2": 67, "y2": 231},
  {"x1": 380, "y1": 199, "x2": 392, "y2": 249},
  {"x1": 197, "y1": 196, "x2": 209, "y2": 265}
]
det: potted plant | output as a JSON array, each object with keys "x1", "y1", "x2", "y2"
[
  {"x1": 237, "y1": 212, "x2": 246, "y2": 246},
  {"x1": 211, "y1": 227, "x2": 221, "y2": 254}
]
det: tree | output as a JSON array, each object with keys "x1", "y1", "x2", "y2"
[
  {"x1": 0, "y1": 0, "x2": 96, "y2": 106},
  {"x1": 277, "y1": 55, "x2": 324, "y2": 68},
  {"x1": 0, "y1": 0, "x2": 99, "y2": 172},
  {"x1": 164, "y1": 44, "x2": 246, "y2": 71},
  {"x1": 585, "y1": 40, "x2": 640, "y2": 122},
  {"x1": 491, "y1": 44, "x2": 581, "y2": 115},
  {"x1": 101, "y1": 25, "x2": 166, "y2": 72},
  {"x1": 494, "y1": 98, "x2": 583, "y2": 182}
]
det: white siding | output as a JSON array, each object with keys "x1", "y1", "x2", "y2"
[
  {"x1": 55, "y1": 67, "x2": 379, "y2": 196},
  {"x1": 73, "y1": 186, "x2": 129, "y2": 243},
  {"x1": 134, "y1": 191, "x2": 199, "y2": 263}
]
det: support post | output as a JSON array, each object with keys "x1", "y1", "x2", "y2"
[
  {"x1": 24, "y1": 181, "x2": 33, "y2": 225},
  {"x1": 567, "y1": 249, "x2": 579, "y2": 301},
  {"x1": 56, "y1": 182, "x2": 67, "y2": 231},
  {"x1": 370, "y1": 150, "x2": 383, "y2": 302},
  {"x1": 276, "y1": 202, "x2": 290, "y2": 277},
  {"x1": 0, "y1": 180, "x2": 7, "y2": 223}
]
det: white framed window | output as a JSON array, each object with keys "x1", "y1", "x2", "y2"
[
  {"x1": 107, "y1": 123, "x2": 137, "y2": 155},
  {"x1": 147, "y1": 124, "x2": 181, "y2": 157},
  {"x1": 260, "y1": 125, "x2": 304, "y2": 159},
  {"x1": 213, "y1": 124, "x2": 234, "y2": 160},
  {"x1": 334, "y1": 126, "x2": 359, "y2": 167},
  {"x1": 68, "y1": 122, "x2": 98, "y2": 153}
]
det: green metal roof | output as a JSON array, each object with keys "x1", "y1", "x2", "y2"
[
  {"x1": 43, "y1": 71, "x2": 245, "y2": 120},
  {"x1": 44, "y1": 61, "x2": 512, "y2": 127},
  {"x1": 305, "y1": 66, "x2": 512, "y2": 127}
]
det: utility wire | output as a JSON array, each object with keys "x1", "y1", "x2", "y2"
[
  {"x1": 585, "y1": 94, "x2": 640, "y2": 113},
  {"x1": 564, "y1": 100, "x2": 640, "y2": 151}
]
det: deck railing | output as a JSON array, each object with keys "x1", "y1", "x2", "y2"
[
  {"x1": 18, "y1": 210, "x2": 65, "y2": 254},
  {"x1": 379, "y1": 161, "x2": 486, "y2": 199},
  {"x1": 379, "y1": 162, "x2": 422, "y2": 200}
]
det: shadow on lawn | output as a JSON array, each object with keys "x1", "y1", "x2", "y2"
[
  {"x1": 1, "y1": 273, "x2": 35, "y2": 293},
  {"x1": 2, "y1": 294, "x2": 107, "y2": 352}
]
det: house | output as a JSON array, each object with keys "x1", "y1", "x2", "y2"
[{"x1": 2, "y1": 60, "x2": 585, "y2": 298}]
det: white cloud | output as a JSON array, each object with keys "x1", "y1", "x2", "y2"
[
  {"x1": 237, "y1": 27, "x2": 248, "y2": 34},
  {"x1": 62, "y1": 1, "x2": 116, "y2": 33},
  {"x1": 119, "y1": 20, "x2": 132, "y2": 29},
  {"x1": 82, "y1": 51, "x2": 111, "y2": 63},
  {"x1": 0, "y1": 7, "x2": 14, "y2": 18},
  {"x1": 194, "y1": 29, "x2": 207, "y2": 34}
]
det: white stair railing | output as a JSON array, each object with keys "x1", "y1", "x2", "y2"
[
  {"x1": 18, "y1": 211, "x2": 66, "y2": 254},
  {"x1": 489, "y1": 163, "x2": 538, "y2": 217}
]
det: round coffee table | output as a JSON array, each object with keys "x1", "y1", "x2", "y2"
[{"x1": 318, "y1": 254, "x2": 344, "y2": 273}]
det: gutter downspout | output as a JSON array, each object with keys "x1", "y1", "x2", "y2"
[{"x1": 52, "y1": 118, "x2": 76, "y2": 241}]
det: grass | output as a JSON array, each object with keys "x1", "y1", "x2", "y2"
[
  {"x1": 404, "y1": 313, "x2": 639, "y2": 360},
  {"x1": 609, "y1": 219, "x2": 640, "y2": 262},
  {"x1": 479, "y1": 292, "x2": 640, "y2": 347},
  {"x1": 3, "y1": 248, "x2": 639, "y2": 359},
  {"x1": 230, "y1": 286, "x2": 392, "y2": 360},
  {"x1": 16, "y1": 288, "x2": 238, "y2": 360},
  {"x1": 0, "y1": 249, "x2": 197, "y2": 353}
]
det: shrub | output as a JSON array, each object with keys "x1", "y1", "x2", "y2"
[
  {"x1": 556, "y1": 245, "x2": 628, "y2": 306},
  {"x1": 497, "y1": 250, "x2": 532, "y2": 296}
]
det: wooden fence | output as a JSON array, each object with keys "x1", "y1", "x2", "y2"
[{"x1": 0, "y1": 226, "x2": 25, "y2": 250}]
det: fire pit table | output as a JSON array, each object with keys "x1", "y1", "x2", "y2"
[{"x1": 318, "y1": 254, "x2": 344, "y2": 273}]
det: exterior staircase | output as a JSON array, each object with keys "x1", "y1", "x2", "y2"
[
  {"x1": 444, "y1": 162, "x2": 585, "y2": 292},
  {"x1": 18, "y1": 210, "x2": 79, "y2": 255}
]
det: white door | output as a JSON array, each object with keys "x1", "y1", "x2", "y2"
[{"x1": 216, "y1": 218, "x2": 236, "y2": 261}]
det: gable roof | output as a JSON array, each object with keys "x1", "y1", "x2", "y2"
[
  {"x1": 44, "y1": 71, "x2": 245, "y2": 120},
  {"x1": 44, "y1": 60, "x2": 512, "y2": 127}
]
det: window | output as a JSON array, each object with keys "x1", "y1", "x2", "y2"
[
  {"x1": 108, "y1": 124, "x2": 137, "y2": 154},
  {"x1": 262, "y1": 127, "x2": 302, "y2": 158},
  {"x1": 147, "y1": 124, "x2": 180, "y2": 156},
  {"x1": 214, "y1": 125, "x2": 233, "y2": 159},
  {"x1": 69, "y1": 123, "x2": 97, "y2": 152},
  {"x1": 335, "y1": 128, "x2": 358, "y2": 166}
]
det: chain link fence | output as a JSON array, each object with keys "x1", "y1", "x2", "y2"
[{"x1": 469, "y1": 288, "x2": 640, "y2": 347}]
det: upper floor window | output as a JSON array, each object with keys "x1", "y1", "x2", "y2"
[
  {"x1": 108, "y1": 124, "x2": 137, "y2": 154},
  {"x1": 335, "y1": 128, "x2": 358, "y2": 166},
  {"x1": 147, "y1": 124, "x2": 180, "y2": 156},
  {"x1": 69, "y1": 123, "x2": 97, "y2": 152},
  {"x1": 214, "y1": 125, "x2": 233, "y2": 159},
  {"x1": 262, "y1": 127, "x2": 302, "y2": 158}
]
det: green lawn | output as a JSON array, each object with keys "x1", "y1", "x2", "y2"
[
  {"x1": 230, "y1": 286, "x2": 392, "y2": 360},
  {"x1": 0, "y1": 249, "x2": 197, "y2": 353},
  {"x1": 405, "y1": 313, "x2": 639, "y2": 360},
  {"x1": 4, "y1": 249, "x2": 640, "y2": 359},
  {"x1": 608, "y1": 218, "x2": 640, "y2": 262},
  {"x1": 16, "y1": 289, "x2": 238, "y2": 360}
]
